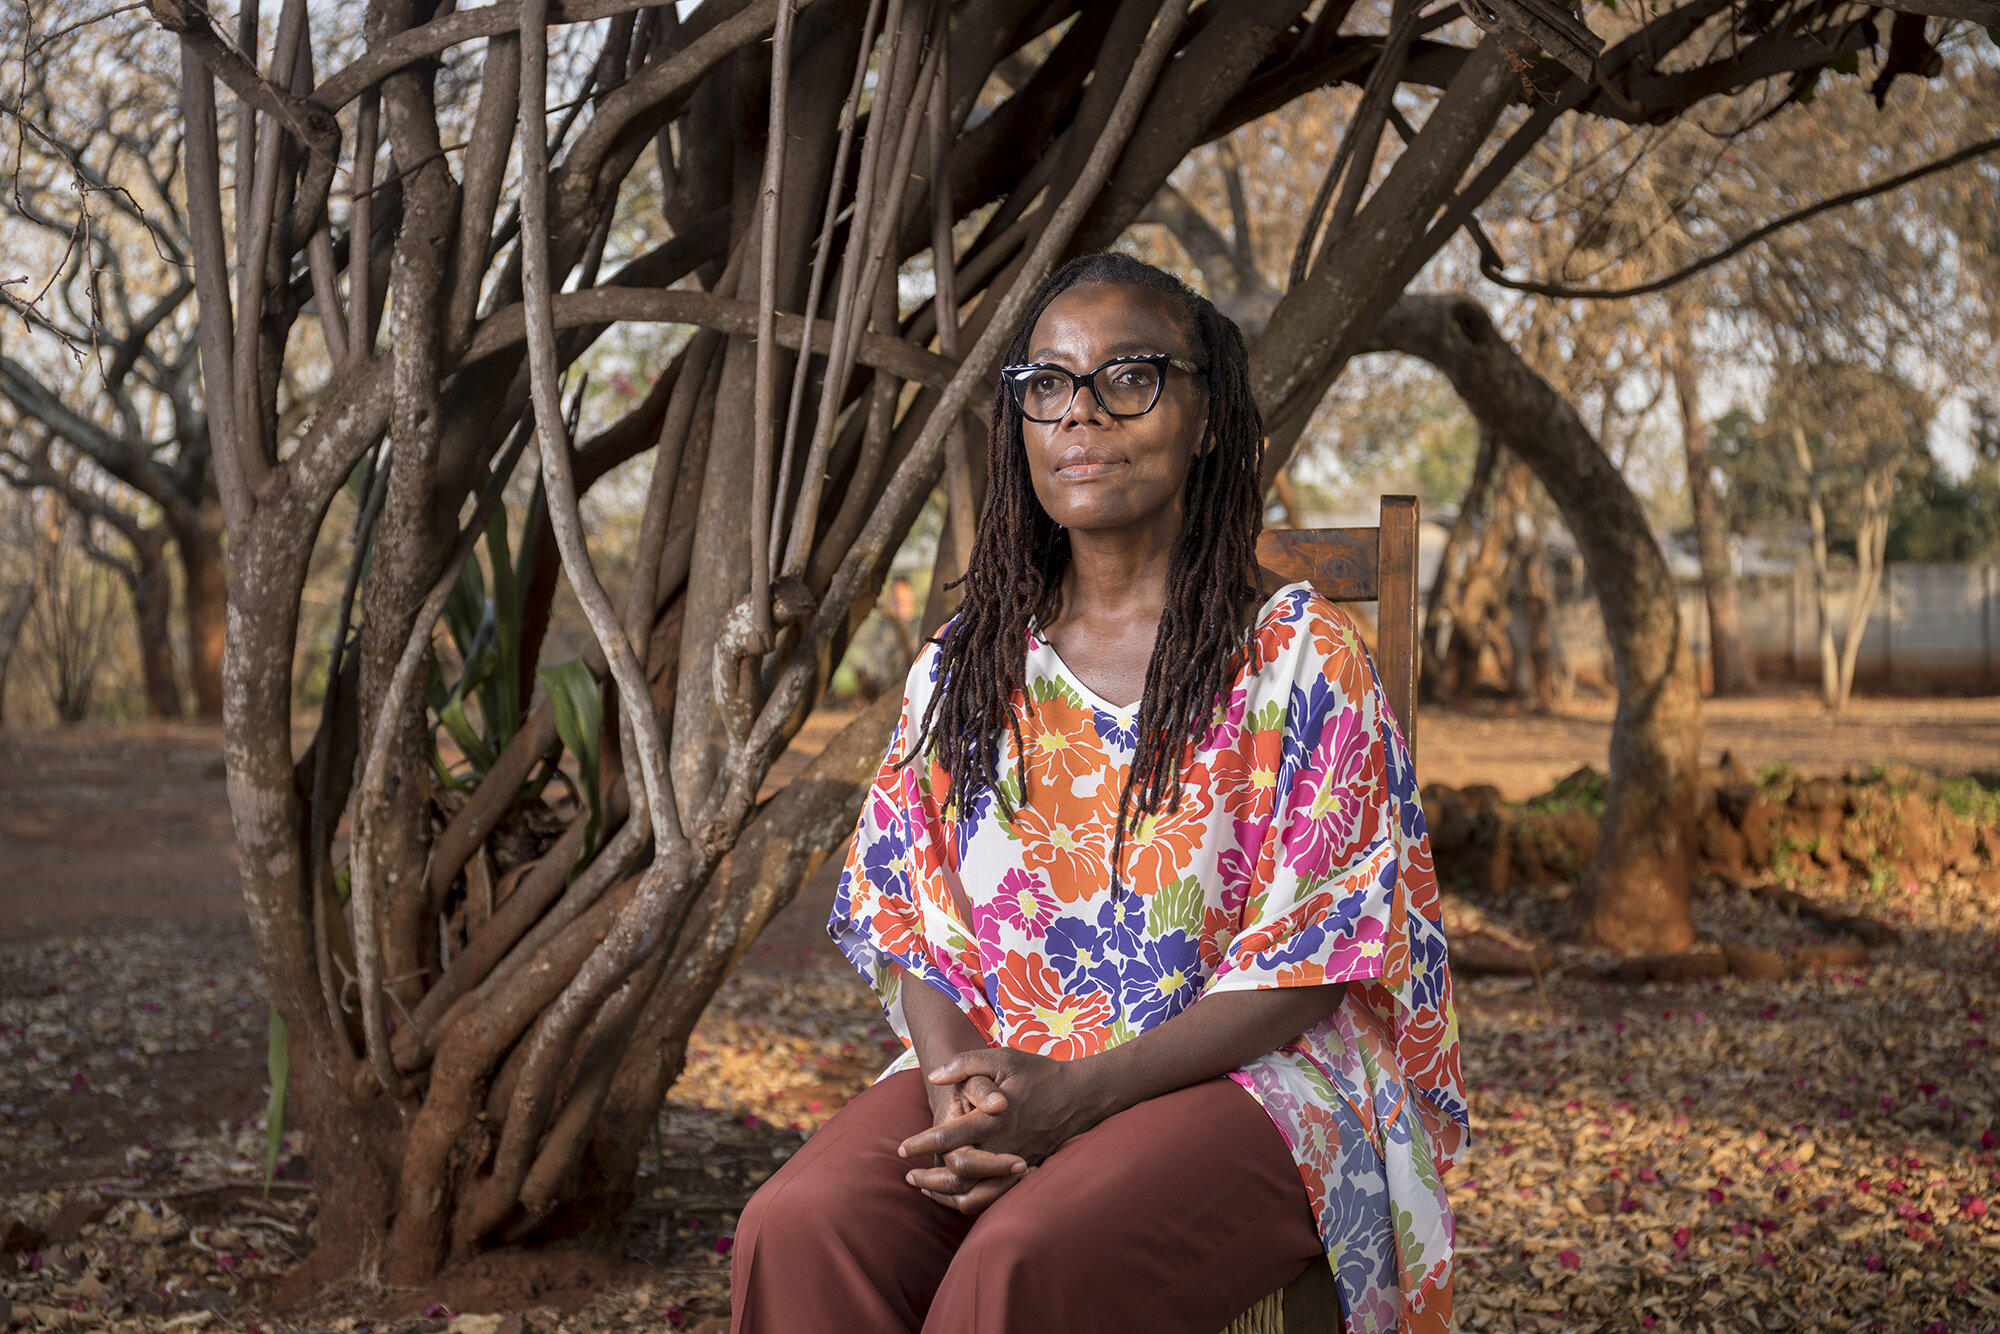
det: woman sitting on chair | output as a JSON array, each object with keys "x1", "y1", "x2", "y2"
[{"x1": 730, "y1": 253, "x2": 1465, "y2": 1334}]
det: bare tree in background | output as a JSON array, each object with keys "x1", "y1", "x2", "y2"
[
  {"x1": 1473, "y1": 30, "x2": 1999, "y2": 704},
  {"x1": 38, "y1": 0, "x2": 1970, "y2": 1282},
  {"x1": 0, "y1": 6, "x2": 230, "y2": 717},
  {"x1": 0, "y1": 485, "x2": 56, "y2": 723},
  {"x1": 18, "y1": 491, "x2": 125, "y2": 722}
]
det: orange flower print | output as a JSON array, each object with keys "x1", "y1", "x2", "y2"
[
  {"x1": 1212, "y1": 726, "x2": 1282, "y2": 822},
  {"x1": 1023, "y1": 697, "x2": 1108, "y2": 797},
  {"x1": 1276, "y1": 959, "x2": 1327, "y2": 987},
  {"x1": 1120, "y1": 764, "x2": 1213, "y2": 893},
  {"x1": 1199, "y1": 905, "x2": 1238, "y2": 974},
  {"x1": 1310, "y1": 604, "x2": 1364, "y2": 665},
  {"x1": 870, "y1": 894, "x2": 924, "y2": 961},
  {"x1": 1013, "y1": 801, "x2": 1110, "y2": 902},
  {"x1": 1250, "y1": 607, "x2": 1299, "y2": 669},
  {"x1": 995, "y1": 950, "x2": 1112, "y2": 1061}
]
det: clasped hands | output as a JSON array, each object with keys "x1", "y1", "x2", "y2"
[{"x1": 897, "y1": 1047, "x2": 1098, "y2": 1217}]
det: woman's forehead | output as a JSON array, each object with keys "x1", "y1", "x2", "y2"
[{"x1": 1028, "y1": 283, "x2": 1192, "y2": 363}]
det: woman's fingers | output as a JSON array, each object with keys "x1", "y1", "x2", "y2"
[
  {"x1": 942, "y1": 1144, "x2": 1027, "y2": 1179},
  {"x1": 898, "y1": 1110, "x2": 994, "y2": 1160},
  {"x1": 905, "y1": 1149, "x2": 1024, "y2": 1195},
  {"x1": 926, "y1": 1048, "x2": 1012, "y2": 1088},
  {"x1": 918, "y1": 1172, "x2": 1024, "y2": 1216},
  {"x1": 961, "y1": 1073, "x2": 1008, "y2": 1114}
]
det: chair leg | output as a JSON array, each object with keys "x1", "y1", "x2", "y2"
[
  {"x1": 1220, "y1": 1261, "x2": 1343, "y2": 1334},
  {"x1": 1278, "y1": 1261, "x2": 1344, "y2": 1334}
]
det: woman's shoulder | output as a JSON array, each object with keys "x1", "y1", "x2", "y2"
[{"x1": 1245, "y1": 580, "x2": 1374, "y2": 684}]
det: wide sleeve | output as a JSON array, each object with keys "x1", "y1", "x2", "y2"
[
  {"x1": 827, "y1": 643, "x2": 998, "y2": 1053},
  {"x1": 1204, "y1": 601, "x2": 1411, "y2": 995}
]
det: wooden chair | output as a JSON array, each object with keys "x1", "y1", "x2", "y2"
[{"x1": 1221, "y1": 494, "x2": 1421, "y2": 1334}]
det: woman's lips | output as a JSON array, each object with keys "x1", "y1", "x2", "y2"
[
  {"x1": 1054, "y1": 447, "x2": 1123, "y2": 480},
  {"x1": 1054, "y1": 460, "x2": 1124, "y2": 480}
]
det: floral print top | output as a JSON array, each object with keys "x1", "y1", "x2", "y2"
[{"x1": 828, "y1": 583, "x2": 1467, "y2": 1334}]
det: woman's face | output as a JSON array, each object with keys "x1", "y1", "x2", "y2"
[{"x1": 1019, "y1": 282, "x2": 1206, "y2": 542}]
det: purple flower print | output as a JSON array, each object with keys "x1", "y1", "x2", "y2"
[
  {"x1": 1045, "y1": 917, "x2": 1122, "y2": 997},
  {"x1": 1094, "y1": 879, "x2": 1148, "y2": 954},
  {"x1": 1093, "y1": 707, "x2": 1138, "y2": 751},
  {"x1": 1119, "y1": 930, "x2": 1200, "y2": 1027},
  {"x1": 951, "y1": 783, "x2": 996, "y2": 864},
  {"x1": 861, "y1": 817, "x2": 913, "y2": 902},
  {"x1": 1277, "y1": 675, "x2": 1337, "y2": 793}
]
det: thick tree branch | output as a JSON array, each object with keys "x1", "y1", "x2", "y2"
[{"x1": 463, "y1": 287, "x2": 956, "y2": 387}]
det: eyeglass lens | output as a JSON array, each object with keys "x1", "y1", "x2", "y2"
[{"x1": 1016, "y1": 361, "x2": 1163, "y2": 420}]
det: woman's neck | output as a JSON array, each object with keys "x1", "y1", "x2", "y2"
[{"x1": 1054, "y1": 520, "x2": 1178, "y2": 633}]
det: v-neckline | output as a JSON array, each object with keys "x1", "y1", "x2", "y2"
[{"x1": 1030, "y1": 581, "x2": 1312, "y2": 715}]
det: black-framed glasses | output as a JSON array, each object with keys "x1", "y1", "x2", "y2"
[{"x1": 1000, "y1": 353, "x2": 1201, "y2": 423}]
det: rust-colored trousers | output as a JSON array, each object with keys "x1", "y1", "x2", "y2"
[{"x1": 730, "y1": 1069, "x2": 1325, "y2": 1334}]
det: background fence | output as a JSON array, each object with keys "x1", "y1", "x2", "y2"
[{"x1": 1687, "y1": 563, "x2": 2000, "y2": 694}]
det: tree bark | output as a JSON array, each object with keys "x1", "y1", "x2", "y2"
[
  {"x1": 168, "y1": 502, "x2": 229, "y2": 719},
  {"x1": 126, "y1": 526, "x2": 184, "y2": 720},
  {"x1": 1420, "y1": 428, "x2": 1499, "y2": 696},
  {"x1": 1369, "y1": 294, "x2": 1700, "y2": 955},
  {"x1": 0, "y1": 552, "x2": 41, "y2": 727},
  {"x1": 1667, "y1": 306, "x2": 1755, "y2": 696},
  {"x1": 1834, "y1": 463, "x2": 1893, "y2": 709},
  {"x1": 1790, "y1": 423, "x2": 1843, "y2": 710}
]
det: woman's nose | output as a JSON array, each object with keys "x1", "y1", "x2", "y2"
[{"x1": 1060, "y1": 378, "x2": 1111, "y2": 428}]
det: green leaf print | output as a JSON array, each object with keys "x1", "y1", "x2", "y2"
[
  {"x1": 996, "y1": 769, "x2": 1026, "y2": 840},
  {"x1": 1027, "y1": 674, "x2": 1085, "y2": 710},
  {"x1": 1408, "y1": 1115, "x2": 1443, "y2": 1192},
  {"x1": 1394, "y1": 1205, "x2": 1427, "y2": 1272},
  {"x1": 1149, "y1": 875, "x2": 1204, "y2": 938},
  {"x1": 1249, "y1": 699, "x2": 1286, "y2": 733},
  {"x1": 1295, "y1": 1057, "x2": 1341, "y2": 1104}
]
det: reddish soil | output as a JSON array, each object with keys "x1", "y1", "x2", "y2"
[{"x1": 0, "y1": 722, "x2": 241, "y2": 928}]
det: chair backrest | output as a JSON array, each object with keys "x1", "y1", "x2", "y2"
[{"x1": 1254, "y1": 494, "x2": 1419, "y2": 759}]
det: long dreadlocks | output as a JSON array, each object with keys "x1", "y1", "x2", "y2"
[{"x1": 909, "y1": 252, "x2": 1268, "y2": 879}]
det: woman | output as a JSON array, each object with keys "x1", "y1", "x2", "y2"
[{"x1": 731, "y1": 254, "x2": 1465, "y2": 1334}]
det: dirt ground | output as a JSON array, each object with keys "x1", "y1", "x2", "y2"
[{"x1": 2, "y1": 691, "x2": 1997, "y2": 1332}]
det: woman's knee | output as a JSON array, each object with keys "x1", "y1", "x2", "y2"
[{"x1": 736, "y1": 1148, "x2": 843, "y2": 1257}]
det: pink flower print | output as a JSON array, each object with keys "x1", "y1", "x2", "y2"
[
  {"x1": 1216, "y1": 818, "x2": 1272, "y2": 916},
  {"x1": 994, "y1": 867, "x2": 1057, "y2": 936},
  {"x1": 1200, "y1": 681, "x2": 1253, "y2": 753},
  {"x1": 1281, "y1": 704, "x2": 1375, "y2": 875}
]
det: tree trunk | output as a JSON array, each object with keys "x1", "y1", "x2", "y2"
[
  {"x1": 1369, "y1": 295, "x2": 1700, "y2": 955},
  {"x1": 1667, "y1": 308, "x2": 1755, "y2": 695},
  {"x1": 1790, "y1": 424, "x2": 1843, "y2": 710},
  {"x1": 1517, "y1": 521, "x2": 1556, "y2": 711},
  {"x1": 0, "y1": 564, "x2": 38, "y2": 726},
  {"x1": 1443, "y1": 455, "x2": 1528, "y2": 700},
  {"x1": 172, "y1": 503, "x2": 228, "y2": 719},
  {"x1": 1834, "y1": 465, "x2": 1893, "y2": 709},
  {"x1": 128, "y1": 526, "x2": 184, "y2": 719},
  {"x1": 1420, "y1": 428, "x2": 1499, "y2": 696}
]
